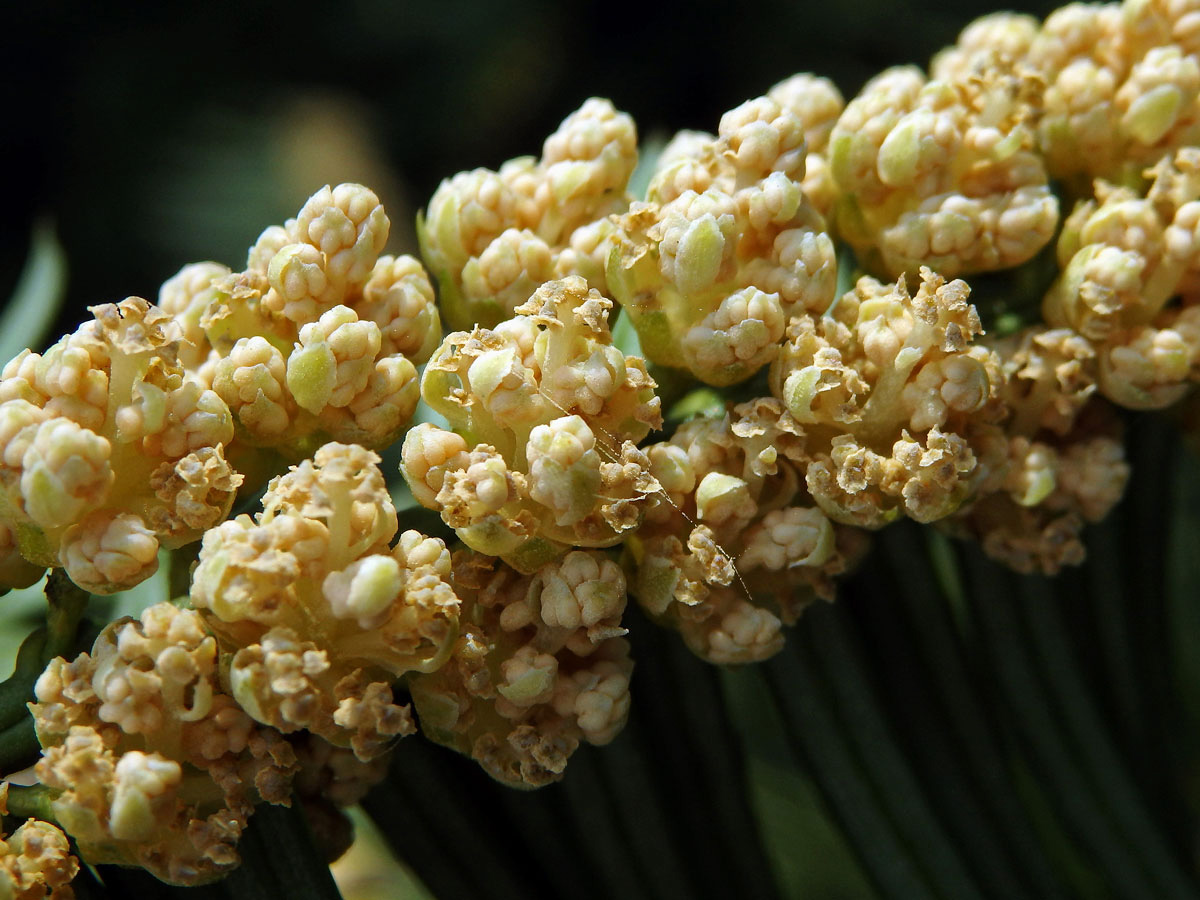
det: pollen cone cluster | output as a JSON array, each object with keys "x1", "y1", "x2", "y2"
[{"x1": 3, "y1": 2, "x2": 1199, "y2": 889}]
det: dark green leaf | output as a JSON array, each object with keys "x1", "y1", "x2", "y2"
[
  {"x1": 860, "y1": 527, "x2": 1067, "y2": 898},
  {"x1": 961, "y1": 549, "x2": 1192, "y2": 900},
  {"x1": 765, "y1": 626, "x2": 940, "y2": 900}
]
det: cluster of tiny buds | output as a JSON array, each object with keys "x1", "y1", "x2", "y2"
[{"x1": 3, "y1": 0, "x2": 1200, "y2": 889}]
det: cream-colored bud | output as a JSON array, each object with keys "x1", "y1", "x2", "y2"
[
  {"x1": 20, "y1": 419, "x2": 113, "y2": 529},
  {"x1": 739, "y1": 506, "x2": 835, "y2": 571},
  {"x1": 288, "y1": 306, "x2": 381, "y2": 413},
  {"x1": 401, "y1": 424, "x2": 469, "y2": 509},
  {"x1": 526, "y1": 417, "x2": 602, "y2": 527},
  {"x1": 361, "y1": 254, "x2": 441, "y2": 362},
  {"x1": 213, "y1": 337, "x2": 291, "y2": 437},
  {"x1": 538, "y1": 551, "x2": 625, "y2": 631},
  {"x1": 695, "y1": 472, "x2": 756, "y2": 524},
  {"x1": 248, "y1": 224, "x2": 291, "y2": 274},
  {"x1": 60, "y1": 511, "x2": 159, "y2": 594},
  {"x1": 323, "y1": 555, "x2": 404, "y2": 629},
  {"x1": 497, "y1": 645, "x2": 558, "y2": 708},
  {"x1": 291, "y1": 183, "x2": 390, "y2": 294},
  {"x1": 705, "y1": 599, "x2": 784, "y2": 665},
  {"x1": 681, "y1": 287, "x2": 785, "y2": 382},
  {"x1": 768, "y1": 73, "x2": 844, "y2": 152},
  {"x1": 268, "y1": 243, "x2": 327, "y2": 306},
  {"x1": 569, "y1": 661, "x2": 631, "y2": 744},
  {"x1": 719, "y1": 97, "x2": 806, "y2": 179},
  {"x1": 109, "y1": 751, "x2": 182, "y2": 842}
]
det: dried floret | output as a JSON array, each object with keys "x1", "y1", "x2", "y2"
[
  {"x1": 989, "y1": 325, "x2": 1098, "y2": 436},
  {"x1": 805, "y1": 428, "x2": 980, "y2": 527},
  {"x1": 408, "y1": 547, "x2": 632, "y2": 787},
  {"x1": 769, "y1": 268, "x2": 1006, "y2": 529},
  {"x1": 190, "y1": 443, "x2": 459, "y2": 759},
  {"x1": 403, "y1": 277, "x2": 662, "y2": 572},
  {"x1": 940, "y1": 319, "x2": 1129, "y2": 573},
  {"x1": 628, "y1": 399, "x2": 864, "y2": 664},
  {"x1": 829, "y1": 53, "x2": 1058, "y2": 279},
  {"x1": 29, "y1": 603, "x2": 297, "y2": 885},
  {"x1": 0, "y1": 298, "x2": 240, "y2": 593},
  {"x1": 0, "y1": 818, "x2": 78, "y2": 900},
  {"x1": 420, "y1": 99, "x2": 638, "y2": 328},
  {"x1": 947, "y1": 406, "x2": 1130, "y2": 574},
  {"x1": 608, "y1": 95, "x2": 836, "y2": 385}
]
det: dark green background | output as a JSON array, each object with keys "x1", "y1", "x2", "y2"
[{"x1": 3, "y1": 0, "x2": 1061, "y2": 337}]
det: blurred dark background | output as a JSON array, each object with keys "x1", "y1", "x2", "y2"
[{"x1": 3, "y1": 0, "x2": 1063, "y2": 340}]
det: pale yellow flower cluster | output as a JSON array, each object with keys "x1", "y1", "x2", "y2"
[
  {"x1": 409, "y1": 547, "x2": 632, "y2": 788},
  {"x1": 401, "y1": 276, "x2": 662, "y2": 572},
  {"x1": 819, "y1": 1, "x2": 1200, "y2": 427},
  {"x1": 190, "y1": 444, "x2": 459, "y2": 761},
  {"x1": 0, "y1": 818, "x2": 78, "y2": 900},
  {"x1": 631, "y1": 398, "x2": 865, "y2": 664},
  {"x1": 0, "y1": 299, "x2": 240, "y2": 593},
  {"x1": 3, "y1": 1, "x2": 1200, "y2": 889},
  {"x1": 0, "y1": 184, "x2": 441, "y2": 596},
  {"x1": 419, "y1": 99, "x2": 639, "y2": 329},
  {"x1": 29, "y1": 603, "x2": 297, "y2": 884},
  {"x1": 607, "y1": 93, "x2": 837, "y2": 385},
  {"x1": 771, "y1": 269, "x2": 1005, "y2": 527},
  {"x1": 162, "y1": 184, "x2": 440, "y2": 461},
  {"x1": 1032, "y1": 1, "x2": 1200, "y2": 188},
  {"x1": 830, "y1": 52, "x2": 1057, "y2": 280},
  {"x1": 1044, "y1": 147, "x2": 1200, "y2": 408}
]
